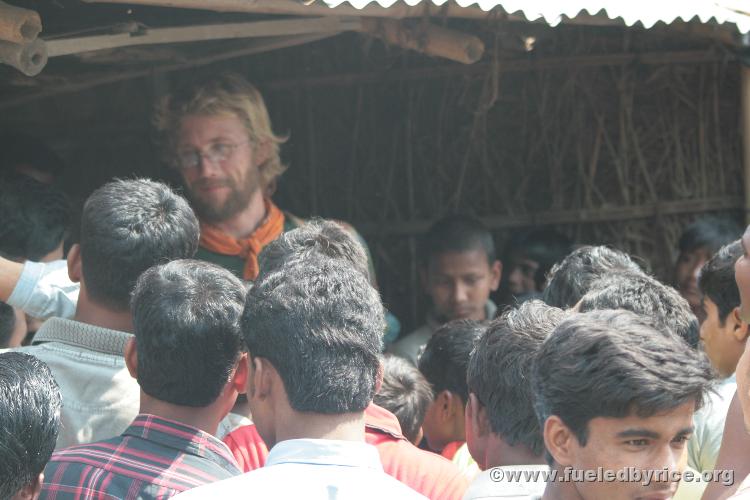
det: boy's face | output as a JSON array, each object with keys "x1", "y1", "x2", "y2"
[
  {"x1": 675, "y1": 246, "x2": 712, "y2": 319},
  {"x1": 735, "y1": 227, "x2": 750, "y2": 324},
  {"x1": 549, "y1": 401, "x2": 694, "y2": 500},
  {"x1": 699, "y1": 297, "x2": 746, "y2": 378},
  {"x1": 424, "y1": 250, "x2": 501, "y2": 322}
]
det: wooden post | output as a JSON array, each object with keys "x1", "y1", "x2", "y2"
[
  {"x1": 743, "y1": 64, "x2": 750, "y2": 226},
  {"x1": 0, "y1": 1, "x2": 41, "y2": 44}
]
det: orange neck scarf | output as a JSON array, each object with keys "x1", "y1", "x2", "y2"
[{"x1": 199, "y1": 198, "x2": 285, "y2": 281}]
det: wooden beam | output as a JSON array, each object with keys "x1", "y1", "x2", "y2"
[
  {"x1": 356, "y1": 197, "x2": 745, "y2": 236},
  {"x1": 0, "y1": 32, "x2": 336, "y2": 110},
  {"x1": 742, "y1": 64, "x2": 750, "y2": 225},
  {"x1": 360, "y1": 18, "x2": 484, "y2": 64},
  {"x1": 81, "y1": 0, "x2": 493, "y2": 19},
  {"x1": 46, "y1": 17, "x2": 360, "y2": 57},
  {"x1": 0, "y1": 48, "x2": 726, "y2": 110},
  {"x1": 0, "y1": 1, "x2": 41, "y2": 44}
]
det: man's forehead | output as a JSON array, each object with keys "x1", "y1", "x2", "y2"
[
  {"x1": 586, "y1": 402, "x2": 696, "y2": 437},
  {"x1": 428, "y1": 249, "x2": 492, "y2": 274}
]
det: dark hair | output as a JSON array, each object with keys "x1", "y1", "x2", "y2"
[
  {"x1": 420, "y1": 214, "x2": 496, "y2": 266},
  {"x1": 505, "y1": 229, "x2": 572, "y2": 290},
  {"x1": 258, "y1": 218, "x2": 370, "y2": 282},
  {"x1": 374, "y1": 354, "x2": 433, "y2": 443},
  {"x1": 578, "y1": 271, "x2": 700, "y2": 349},
  {"x1": 0, "y1": 132, "x2": 66, "y2": 177},
  {"x1": 679, "y1": 216, "x2": 742, "y2": 255},
  {"x1": 698, "y1": 240, "x2": 742, "y2": 323},
  {"x1": 131, "y1": 260, "x2": 245, "y2": 407},
  {"x1": 0, "y1": 303, "x2": 17, "y2": 349},
  {"x1": 244, "y1": 257, "x2": 385, "y2": 413},
  {"x1": 80, "y1": 178, "x2": 199, "y2": 309},
  {"x1": 532, "y1": 310, "x2": 713, "y2": 455},
  {"x1": 467, "y1": 301, "x2": 567, "y2": 455},
  {"x1": 0, "y1": 174, "x2": 70, "y2": 261},
  {"x1": 542, "y1": 245, "x2": 645, "y2": 309},
  {"x1": 418, "y1": 320, "x2": 484, "y2": 404},
  {"x1": 0, "y1": 352, "x2": 61, "y2": 498}
]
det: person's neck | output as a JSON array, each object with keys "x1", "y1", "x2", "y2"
[
  {"x1": 73, "y1": 294, "x2": 133, "y2": 333},
  {"x1": 139, "y1": 393, "x2": 224, "y2": 436},
  {"x1": 276, "y1": 411, "x2": 366, "y2": 444},
  {"x1": 542, "y1": 465, "x2": 583, "y2": 500},
  {"x1": 211, "y1": 189, "x2": 267, "y2": 240},
  {"x1": 484, "y1": 434, "x2": 546, "y2": 469}
]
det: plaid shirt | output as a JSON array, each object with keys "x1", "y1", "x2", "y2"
[{"x1": 40, "y1": 414, "x2": 241, "y2": 500}]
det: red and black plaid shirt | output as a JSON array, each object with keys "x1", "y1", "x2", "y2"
[{"x1": 40, "y1": 414, "x2": 241, "y2": 500}]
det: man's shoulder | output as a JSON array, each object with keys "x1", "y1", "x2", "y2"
[{"x1": 463, "y1": 466, "x2": 549, "y2": 500}]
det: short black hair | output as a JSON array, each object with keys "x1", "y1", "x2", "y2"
[
  {"x1": 80, "y1": 178, "x2": 199, "y2": 309},
  {"x1": 374, "y1": 354, "x2": 433, "y2": 443},
  {"x1": 0, "y1": 174, "x2": 70, "y2": 261},
  {"x1": 578, "y1": 271, "x2": 700, "y2": 349},
  {"x1": 258, "y1": 218, "x2": 370, "y2": 282},
  {"x1": 678, "y1": 216, "x2": 742, "y2": 255},
  {"x1": 420, "y1": 214, "x2": 496, "y2": 266},
  {"x1": 418, "y1": 320, "x2": 485, "y2": 404},
  {"x1": 505, "y1": 229, "x2": 572, "y2": 290},
  {"x1": 244, "y1": 257, "x2": 385, "y2": 413},
  {"x1": 131, "y1": 260, "x2": 246, "y2": 407},
  {"x1": 532, "y1": 310, "x2": 713, "y2": 455},
  {"x1": 0, "y1": 352, "x2": 61, "y2": 498},
  {"x1": 0, "y1": 132, "x2": 66, "y2": 178},
  {"x1": 0, "y1": 302, "x2": 17, "y2": 348},
  {"x1": 467, "y1": 301, "x2": 567, "y2": 455},
  {"x1": 542, "y1": 245, "x2": 645, "y2": 309},
  {"x1": 698, "y1": 240, "x2": 742, "y2": 323}
]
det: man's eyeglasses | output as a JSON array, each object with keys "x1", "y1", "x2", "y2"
[{"x1": 172, "y1": 141, "x2": 248, "y2": 171}]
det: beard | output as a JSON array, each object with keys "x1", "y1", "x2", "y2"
[{"x1": 186, "y1": 168, "x2": 261, "y2": 224}]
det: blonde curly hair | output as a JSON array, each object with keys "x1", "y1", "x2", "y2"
[{"x1": 154, "y1": 74, "x2": 288, "y2": 189}]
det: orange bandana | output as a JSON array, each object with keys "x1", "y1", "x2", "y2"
[{"x1": 199, "y1": 199, "x2": 285, "y2": 280}]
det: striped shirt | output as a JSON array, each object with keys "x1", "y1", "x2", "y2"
[{"x1": 40, "y1": 414, "x2": 241, "y2": 500}]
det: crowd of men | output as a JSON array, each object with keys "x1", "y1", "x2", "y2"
[{"x1": 0, "y1": 73, "x2": 749, "y2": 500}]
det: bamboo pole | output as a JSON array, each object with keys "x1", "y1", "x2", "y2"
[
  {"x1": 0, "y1": 38, "x2": 47, "y2": 76},
  {"x1": 360, "y1": 18, "x2": 484, "y2": 64},
  {"x1": 0, "y1": 1, "x2": 41, "y2": 44},
  {"x1": 742, "y1": 64, "x2": 750, "y2": 225}
]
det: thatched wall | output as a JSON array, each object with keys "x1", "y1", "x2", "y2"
[{"x1": 0, "y1": 22, "x2": 743, "y2": 332}]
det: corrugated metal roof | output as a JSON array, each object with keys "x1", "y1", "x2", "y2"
[{"x1": 322, "y1": 0, "x2": 750, "y2": 33}]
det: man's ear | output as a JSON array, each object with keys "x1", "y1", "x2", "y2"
[
  {"x1": 231, "y1": 353, "x2": 249, "y2": 395},
  {"x1": 543, "y1": 415, "x2": 576, "y2": 467},
  {"x1": 66, "y1": 244, "x2": 82, "y2": 284},
  {"x1": 249, "y1": 357, "x2": 274, "y2": 401},
  {"x1": 14, "y1": 472, "x2": 42, "y2": 499},
  {"x1": 252, "y1": 140, "x2": 271, "y2": 169},
  {"x1": 374, "y1": 360, "x2": 384, "y2": 395},
  {"x1": 466, "y1": 393, "x2": 490, "y2": 438},
  {"x1": 489, "y1": 260, "x2": 502, "y2": 291},
  {"x1": 436, "y1": 390, "x2": 456, "y2": 420},
  {"x1": 732, "y1": 307, "x2": 750, "y2": 342},
  {"x1": 124, "y1": 337, "x2": 138, "y2": 379}
]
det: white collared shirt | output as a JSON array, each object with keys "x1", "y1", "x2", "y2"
[{"x1": 176, "y1": 438, "x2": 427, "y2": 499}]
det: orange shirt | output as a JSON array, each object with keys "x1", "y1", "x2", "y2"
[{"x1": 223, "y1": 403, "x2": 469, "y2": 500}]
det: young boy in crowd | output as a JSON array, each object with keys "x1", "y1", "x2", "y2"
[
  {"x1": 418, "y1": 320, "x2": 484, "y2": 477},
  {"x1": 502, "y1": 228, "x2": 571, "y2": 302},
  {"x1": 542, "y1": 245, "x2": 645, "y2": 309},
  {"x1": 464, "y1": 301, "x2": 567, "y2": 500},
  {"x1": 373, "y1": 355, "x2": 433, "y2": 445},
  {"x1": 674, "y1": 216, "x2": 741, "y2": 321},
  {"x1": 390, "y1": 215, "x2": 501, "y2": 365},
  {"x1": 534, "y1": 310, "x2": 714, "y2": 500},
  {"x1": 690, "y1": 240, "x2": 746, "y2": 474},
  {"x1": 0, "y1": 352, "x2": 61, "y2": 500}
]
